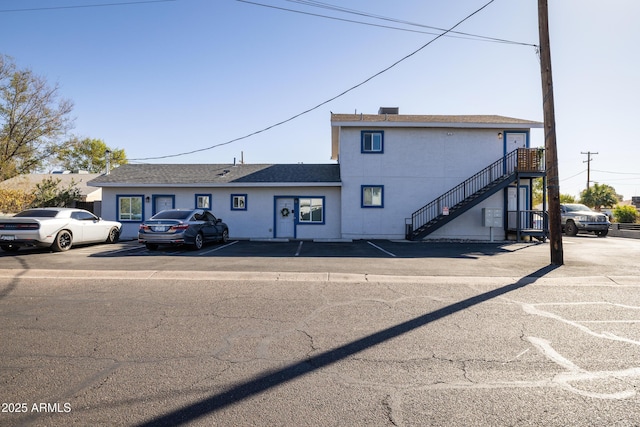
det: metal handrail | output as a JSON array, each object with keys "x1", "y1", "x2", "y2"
[
  {"x1": 507, "y1": 210, "x2": 548, "y2": 231},
  {"x1": 409, "y1": 148, "x2": 544, "y2": 236}
]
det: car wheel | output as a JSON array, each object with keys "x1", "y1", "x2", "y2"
[
  {"x1": 145, "y1": 243, "x2": 158, "y2": 251},
  {"x1": 565, "y1": 221, "x2": 578, "y2": 236},
  {"x1": 106, "y1": 227, "x2": 120, "y2": 243},
  {"x1": 596, "y1": 230, "x2": 608, "y2": 237},
  {"x1": 220, "y1": 228, "x2": 229, "y2": 243},
  {"x1": 52, "y1": 230, "x2": 72, "y2": 252},
  {"x1": 1, "y1": 244, "x2": 20, "y2": 253},
  {"x1": 193, "y1": 232, "x2": 204, "y2": 250}
]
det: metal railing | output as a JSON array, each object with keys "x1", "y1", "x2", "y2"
[
  {"x1": 507, "y1": 210, "x2": 548, "y2": 232},
  {"x1": 614, "y1": 223, "x2": 640, "y2": 231},
  {"x1": 408, "y1": 148, "x2": 545, "y2": 238},
  {"x1": 407, "y1": 148, "x2": 544, "y2": 237}
]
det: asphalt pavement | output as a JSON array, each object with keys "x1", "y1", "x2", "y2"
[{"x1": 0, "y1": 236, "x2": 639, "y2": 426}]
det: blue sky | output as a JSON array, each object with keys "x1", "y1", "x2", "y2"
[{"x1": 1, "y1": 0, "x2": 639, "y2": 199}]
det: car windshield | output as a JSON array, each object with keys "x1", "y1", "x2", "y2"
[
  {"x1": 14, "y1": 209, "x2": 59, "y2": 218},
  {"x1": 565, "y1": 204, "x2": 592, "y2": 212},
  {"x1": 151, "y1": 210, "x2": 193, "y2": 220}
]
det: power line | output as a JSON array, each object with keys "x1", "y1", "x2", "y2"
[
  {"x1": 560, "y1": 169, "x2": 587, "y2": 182},
  {"x1": 0, "y1": 0, "x2": 176, "y2": 13},
  {"x1": 286, "y1": 0, "x2": 536, "y2": 46},
  {"x1": 131, "y1": 0, "x2": 497, "y2": 161},
  {"x1": 238, "y1": 0, "x2": 535, "y2": 47},
  {"x1": 591, "y1": 169, "x2": 640, "y2": 176}
]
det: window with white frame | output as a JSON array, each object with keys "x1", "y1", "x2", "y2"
[
  {"x1": 118, "y1": 195, "x2": 143, "y2": 221},
  {"x1": 231, "y1": 194, "x2": 247, "y2": 210},
  {"x1": 361, "y1": 130, "x2": 383, "y2": 153},
  {"x1": 195, "y1": 194, "x2": 211, "y2": 209},
  {"x1": 298, "y1": 197, "x2": 324, "y2": 223},
  {"x1": 362, "y1": 185, "x2": 383, "y2": 208}
]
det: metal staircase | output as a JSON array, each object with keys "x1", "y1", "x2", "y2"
[{"x1": 406, "y1": 148, "x2": 543, "y2": 240}]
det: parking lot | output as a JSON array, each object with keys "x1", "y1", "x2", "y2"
[
  {"x1": 1, "y1": 236, "x2": 640, "y2": 426},
  {"x1": 1, "y1": 235, "x2": 639, "y2": 278}
]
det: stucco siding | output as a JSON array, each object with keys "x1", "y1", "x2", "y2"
[
  {"x1": 424, "y1": 193, "x2": 506, "y2": 240},
  {"x1": 101, "y1": 186, "x2": 341, "y2": 241},
  {"x1": 339, "y1": 127, "x2": 512, "y2": 240}
]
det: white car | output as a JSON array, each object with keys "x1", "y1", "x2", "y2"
[{"x1": 0, "y1": 208, "x2": 121, "y2": 253}]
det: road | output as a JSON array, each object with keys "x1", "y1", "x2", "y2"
[{"x1": 1, "y1": 236, "x2": 639, "y2": 426}]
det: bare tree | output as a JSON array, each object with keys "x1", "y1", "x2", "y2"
[{"x1": 0, "y1": 54, "x2": 74, "y2": 180}]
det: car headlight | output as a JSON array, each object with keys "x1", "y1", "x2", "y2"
[{"x1": 574, "y1": 215, "x2": 587, "y2": 221}]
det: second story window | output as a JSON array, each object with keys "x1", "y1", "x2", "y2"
[{"x1": 361, "y1": 131, "x2": 383, "y2": 153}]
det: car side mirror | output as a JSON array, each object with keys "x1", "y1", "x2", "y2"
[{"x1": 216, "y1": 218, "x2": 222, "y2": 224}]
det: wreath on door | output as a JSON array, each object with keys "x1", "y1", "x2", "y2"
[{"x1": 280, "y1": 207, "x2": 290, "y2": 217}]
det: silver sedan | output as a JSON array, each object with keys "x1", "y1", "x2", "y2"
[{"x1": 138, "y1": 209, "x2": 229, "y2": 250}]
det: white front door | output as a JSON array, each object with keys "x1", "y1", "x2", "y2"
[
  {"x1": 505, "y1": 132, "x2": 527, "y2": 153},
  {"x1": 276, "y1": 198, "x2": 295, "y2": 238},
  {"x1": 507, "y1": 186, "x2": 528, "y2": 228},
  {"x1": 154, "y1": 196, "x2": 173, "y2": 215}
]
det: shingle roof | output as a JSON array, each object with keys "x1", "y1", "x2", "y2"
[
  {"x1": 0, "y1": 173, "x2": 102, "y2": 197},
  {"x1": 331, "y1": 113, "x2": 543, "y2": 127},
  {"x1": 88, "y1": 164, "x2": 341, "y2": 187}
]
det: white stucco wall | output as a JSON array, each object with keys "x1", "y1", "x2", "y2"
[
  {"x1": 100, "y1": 186, "x2": 341, "y2": 241},
  {"x1": 338, "y1": 127, "x2": 516, "y2": 240}
]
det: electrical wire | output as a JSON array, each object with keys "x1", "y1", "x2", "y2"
[
  {"x1": 130, "y1": 0, "x2": 497, "y2": 161},
  {"x1": 560, "y1": 169, "x2": 587, "y2": 182},
  {"x1": 591, "y1": 169, "x2": 640, "y2": 176},
  {"x1": 286, "y1": 0, "x2": 535, "y2": 46},
  {"x1": 0, "y1": 0, "x2": 176, "y2": 13},
  {"x1": 239, "y1": 0, "x2": 535, "y2": 47}
]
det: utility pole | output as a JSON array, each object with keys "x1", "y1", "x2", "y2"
[
  {"x1": 538, "y1": 0, "x2": 563, "y2": 265},
  {"x1": 581, "y1": 151, "x2": 598, "y2": 189}
]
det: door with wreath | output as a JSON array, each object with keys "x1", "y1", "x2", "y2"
[{"x1": 275, "y1": 198, "x2": 295, "y2": 238}]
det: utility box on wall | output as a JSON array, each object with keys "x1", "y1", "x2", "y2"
[{"x1": 482, "y1": 208, "x2": 503, "y2": 228}]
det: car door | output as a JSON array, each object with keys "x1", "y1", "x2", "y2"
[
  {"x1": 200, "y1": 211, "x2": 220, "y2": 241},
  {"x1": 71, "y1": 211, "x2": 101, "y2": 242}
]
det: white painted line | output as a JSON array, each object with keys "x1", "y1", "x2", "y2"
[
  {"x1": 102, "y1": 245, "x2": 146, "y2": 255},
  {"x1": 199, "y1": 240, "x2": 239, "y2": 255},
  {"x1": 367, "y1": 241, "x2": 396, "y2": 257},
  {"x1": 295, "y1": 241, "x2": 304, "y2": 256},
  {"x1": 503, "y1": 348, "x2": 530, "y2": 364}
]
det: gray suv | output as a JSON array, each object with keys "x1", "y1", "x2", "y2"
[{"x1": 560, "y1": 203, "x2": 611, "y2": 237}]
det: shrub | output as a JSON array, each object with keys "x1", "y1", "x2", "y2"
[
  {"x1": 0, "y1": 188, "x2": 35, "y2": 214},
  {"x1": 613, "y1": 205, "x2": 639, "y2": 223}
]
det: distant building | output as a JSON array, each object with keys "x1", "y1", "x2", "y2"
[{"x1": 0, "y1": 173, "x2": 102, "y2": 202}]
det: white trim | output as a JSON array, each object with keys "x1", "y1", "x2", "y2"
[
  {"x1": 332, "y1": 121, "x2": 543, "y2": 129},
  {"x1": 91, "y1": 182, "x2": 342, "y2": 188}
]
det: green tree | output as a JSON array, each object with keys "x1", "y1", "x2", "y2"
[
  {"x1": 613, "y1": 205, "x2": 639, "y2": 223},
  {"x1": 0, "y1": 54, "x2": 74, "y2": 181},
  {"x1": 31, "y1": 176, "x2": 81, "y2": 207},
  {"x1": 579, "y1": 183, "x2": 620, "y2": 211},
  {"x1": 532, "y1": 179, "x2": 576, "y2": 205},
  {"x1": 56, "y1": 137, "x2": 127, "y2": 173},
  {"x1": 532, "y1": 178, "x2": 543, "y2": 206}
]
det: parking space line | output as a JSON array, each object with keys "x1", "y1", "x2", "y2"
[
  {"x1": 367, "y1": 241, "x2": 397, "y2": 257},
  {"x1": 198, "y1": 240, "x2": 239, "y2": 255},
  {"x1": 295, "y1": 241, "x2": 304, "y2": 256},
  {"x1": 103, "y1": 245, "x2": 146, "y2": 255}
]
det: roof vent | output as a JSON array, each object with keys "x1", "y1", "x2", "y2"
[{"x1": 378, "y1": 107, "x2": 399, "y2": 115}]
